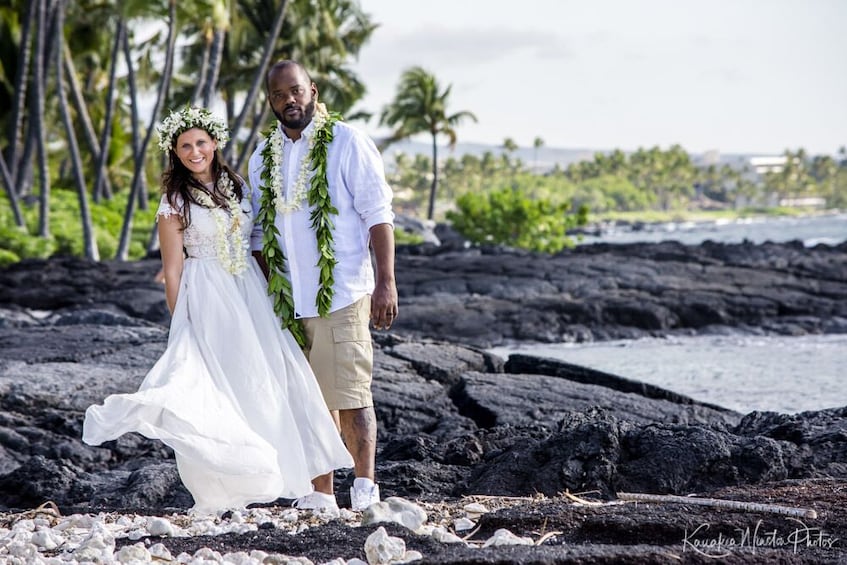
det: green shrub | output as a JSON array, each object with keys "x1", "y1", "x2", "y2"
[
  {"x1": 0, "y1": 248, "x2": 20, "y2": 267},
  {"x1": 0, "y1": 188, "x2": 159, "y2": 263},
  {"x1": 447, "y1": 188, "x2": 589, "y2": 254},
  {"x1": 394, "y1": 227, "x2": 424, "y2": 246},
  {"x1": 0, "y1": 222, "x2": 56, "y2": 258}
]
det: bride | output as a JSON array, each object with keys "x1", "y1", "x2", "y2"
[{"x1": 83, "y1": 107, "x2": 353, "y2": 513}]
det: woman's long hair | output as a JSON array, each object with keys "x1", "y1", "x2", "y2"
[{"x1": 161, "y1": 137, "x2": 245, "y2": 229}]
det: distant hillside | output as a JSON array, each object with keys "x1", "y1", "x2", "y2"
[
  {"x1": 377, "y1": 139, "x2": 594, "y2": 172},
  {"x1": 377, "y1": 139, "x2": 756, "y2": 173}
]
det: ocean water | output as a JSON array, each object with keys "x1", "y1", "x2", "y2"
[
  {"x1": 490, "y1": 334, "x2": 846, "y2": 415},
  {"x1": 493, "y1": 214, "x2": 847, "y2": 415},
  {"x1": 576, "y1": 212, "x2": 847, "y2": 247}
]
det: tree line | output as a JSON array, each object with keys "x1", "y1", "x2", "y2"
[
  {"x1": 387, "y1": 144, "x2": 847, "y2": 221},
  {"x1": 0, "y1": 0, "x2": 380, "y2": 263}
]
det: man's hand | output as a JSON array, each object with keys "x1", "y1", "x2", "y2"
[
  {"x1": 369, "y1": 223, "x2": 397, "y2": 330},
  {"x1": 371, "y1": 280, "x2": 398, "y2": 330}
]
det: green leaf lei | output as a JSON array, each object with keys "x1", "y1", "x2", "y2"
[{"x1": 258, "y1": 109, "x2": 341, "y2": 347}]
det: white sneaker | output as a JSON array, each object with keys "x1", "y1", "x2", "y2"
[
  {"x1": 350, "y1": 481, "x2": 380, "y2": 511},
  {"x1": 292, "y1": 491, "x2": 338, "y2": 511}
]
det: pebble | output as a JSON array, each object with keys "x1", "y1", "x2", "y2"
[
  {"x1": 0, "y1": 496, "x2": 539, "y2": 564},
  {"x1": 361, "y1": 498, "x2": 428, "y2": 532},
  {"x1": 453, "y1": 517, "x2": 476, "y2": 531},
  {"x1": 482, "y1": 528, "x2": 534, "y2": 547},
  {"x1": 462, "y1": 502, "x2": 489, "y2": 516}
]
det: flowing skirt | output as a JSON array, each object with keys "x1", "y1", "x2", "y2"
[{"x1": 83, "y1": 257, "x2": 353, "y2": 512}]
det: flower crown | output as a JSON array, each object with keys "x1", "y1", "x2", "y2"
[{"x1": 156, "y1": 106, "x2": 230, "y2": 153}]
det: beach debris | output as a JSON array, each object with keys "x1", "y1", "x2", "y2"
[
  {"x1": 561, "y1": 490, "x2": 606, "y2": 506},
  {"x1": 482, "y1": 528, "x2": 534, "y2": 547},
  {"x1": 364, "y1": 526, "x2": 422, "y2": 564},
  {"x1": 428, "y1": 525, "x2": 466, "y2": 544},
  {"x1": 461, "y1": 502, "x2": 489, "y2": 517},
  {"x1": 148, "y1": 543, "x2": 174, "y2": 561},
  {"x1": 0, "y1": 505, "x2": 357, "y2": 564},
  {"x1": 453, "y1": 517, "x2": 476, "y2": 531},
  {"x1": 29, "y1": 527, "x2": 63, "y2": 550},
  {"x1": 146, "y1": 516, "x2": 175, "y2": 537},
  {"x1": 5, "y1": 492, "x2": 774, "y2": 563},
  {"x1": 617, "y1": 492, "x2": 818, "y2": 519},
  {"x1": 73, "y1": 524, "x2": 116, "y2": 562},
  {"x1": 114, "y1": 542, "x2": 152, "y2": 562},
  {"x1": 361, "y1": 497, "x2": 428, "y2": 532}
]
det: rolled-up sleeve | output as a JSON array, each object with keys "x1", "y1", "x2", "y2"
[
  {"x1": 247, "y1": 144, "x2": 266, "y2": 252},
  {"x1": 343, "y1": 130, "x2": 394, "y2": 230}
]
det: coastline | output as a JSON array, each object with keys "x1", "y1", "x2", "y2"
[
  {"x1": 488, "y1": 332, "x2": 847, "y2": 414},
  {"x1": 0, "y1": 239, "x2": 845, "y2": 563},
  {"x1": 2, "y1": 481, "x2": 844, "y2": 563}
]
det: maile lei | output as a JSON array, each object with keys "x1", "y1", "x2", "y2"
[
  {"x1": 257, "y1": 102, "x2": 341, "y2": 347},
  {"x1": 190, "y1": 174, "x2": 248, "y2": 275}
]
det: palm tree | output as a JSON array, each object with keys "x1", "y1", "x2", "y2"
[
  {"x1": 91, "y1": 16, "x2": 125, "y2": 202},
  {"x1": 32, "y1": 0, "x2": 50, "y2": 237},
  {"x1": 55, "y1": 0, "x2": 98, "y2": 259},
  {"x1": 379, "y1": 66, "x2": 477, "y2": 220},
  {"x1": 200, "y1": 0, "x2": 229, "y2": 107},
  {"x1": 121, "y1": 21, "x2": 144, "y2": 193},
  {"x1": 220, "y1": 0, "x2": 375, "y2": 166},
  {"x1": 501, "y1": 137, "x2": 520, "y2": 189},
  {"x1": 3, "y1": 0, "x2": 35, "y2": 197},
  {"x1": 533, "y1": 136, "x2": 544, "y2": 171},
  {"x1": 0, "y1": 155, "x2": 23, "y2": 227},
  {"x1": 63, "y1": 0, "x2": 123, "y2": 201},
  {"x1": 501, "y1": 137, "x2": 518, "y2": 165},
  {"x1": 222, "y1": 0, "x2": 291, "y2": 165},
  {"x1": 115, "y1": 0, "x2": 178, "y2": 260}
]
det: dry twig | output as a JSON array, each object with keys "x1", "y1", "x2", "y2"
[
  {"x1": 562, "y1": 490, "x2": 605, "y2": 506},
  {"x1": 617, "y1": 492, "x2": 817, "y2": 519}
]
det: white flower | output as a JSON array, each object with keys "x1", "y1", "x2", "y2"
[
  {"x1": 157, "y1": 107, "x2": 230, "y2": 153},
  {"x1": 190, "y1": 174, "x2": 248, "y2": 275},
  {"x1": 264, "y1": 102, "x2": 330, "y2": 214}
]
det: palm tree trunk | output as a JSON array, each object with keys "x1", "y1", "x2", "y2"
[
  {"x1": 234, "y1": 103, "x2": 270, "y2": 172},
  {"x1": 0, "y1": 154, "x2": 24, "y2": 227},
  {"x1": 225, "y1": 87, "x2": 235, "y2": 122},
  {"x1": 202, "y1": 27, "x2": 226, "y2": 107},
  {"x1": 6, "y1": 0, "x2": 35, "y2": 189},
  {"x1": 427, "y1": 133, "x2": 439, "y2": 220},
  {"x1": 55, "y1": 0, "x2": 98, "y2": 260},
  {"x1": 122, "y1": 29, "x2": 145, "y2": 196},
  {"x1": 63, "y1": 44, "x2": 113, "y2": 198},
  {"x1": 16, "y1": 120, "x2": 36, "y2": 198},
  {"x1": 146, "y1": 222, "x2": 160, "y2": 257},
  {"x1": 92, "y1": 19, "x2": 125, "y2": 203},
  {"x1": 223, "y1": 0, "x2": 289, "y2": 162},
  {"x1": 33, "y1": 0, "x2": 50, "y2": 238},
  {"x1": 115, "y1": 0, "x2": 178, "y2": 261},
  {"x1": 191, "y1": 33, "x2": 212, "y2": 105}
]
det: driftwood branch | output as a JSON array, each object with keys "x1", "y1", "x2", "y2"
[{"x1": 617, "y1": 492, "x2": 817, "y2": 520}]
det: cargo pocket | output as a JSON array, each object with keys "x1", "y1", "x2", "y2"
[{"x1": 331, "y1": 323, "x2": 373, "y2": 385}]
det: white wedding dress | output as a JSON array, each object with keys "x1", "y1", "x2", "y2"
[{"x1": 83, "y1": 193, "x2": 353, "y2": 513}]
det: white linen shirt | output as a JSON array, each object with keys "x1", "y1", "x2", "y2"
[{"x1": 248, "y1": 119, "x2": 394, "y2": 319}]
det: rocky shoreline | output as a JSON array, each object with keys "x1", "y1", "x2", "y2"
[{"x1": 0, "y1": 239, "x2": 845, "y2": 563}]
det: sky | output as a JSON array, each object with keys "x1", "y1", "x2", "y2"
[{"x1": 350, "y1": 0, "x2": 846, "y2": 156}]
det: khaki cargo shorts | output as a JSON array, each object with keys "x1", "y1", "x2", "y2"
[{"x1": 301, "y1": 295, "x2": 373, "y2": 411}]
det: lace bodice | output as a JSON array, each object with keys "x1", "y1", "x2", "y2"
[{"x1": 157, "y1": 194, "x2": 252, "y2": 260}]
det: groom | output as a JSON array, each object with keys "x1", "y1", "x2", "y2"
[{"x1": 248, "y1": 60, "x2": 397, "y2": 512}]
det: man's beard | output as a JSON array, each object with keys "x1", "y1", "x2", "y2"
[{"x1": 273, "y1": 99, "x2": 316, "y2": 130}]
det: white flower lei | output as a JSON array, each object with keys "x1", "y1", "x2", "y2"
[
  {"x1": 157, "y1": 106, "x2": 230, "y2": 153},
  {"x1": 264, "y1": 102, "x2": 329, "y2": 213},
  {"x1": 258, "y1": 102, "x2": 341, "y2": 345},
  {"x1": 190, "y1": 174, "x2": 248, "y2": 275}
]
